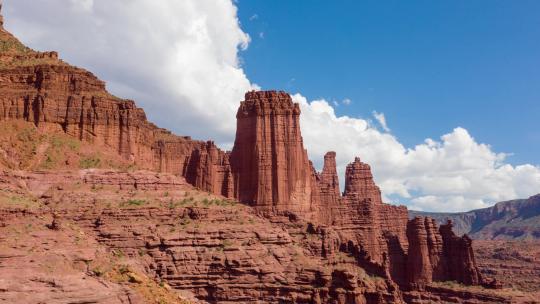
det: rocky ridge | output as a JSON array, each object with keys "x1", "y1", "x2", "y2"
[
  {"x1": 409, "y1": 194, "x2": 540, "y2": 240},
  {"x1": 0, "y1": 6, "x2": 515, "y2": 304}
]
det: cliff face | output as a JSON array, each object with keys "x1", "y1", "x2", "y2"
[
  {"x1": 410, "y1": 194, "x2": 540, "y2": 240},
  {"x1": 0, "y1": 9, "x2": 489, "y2": 303},
  {"x1": 405, "y1": 218, "x2": 482, "y2": 290},
  {"x1": 0, "y1": 19, "x2": 233, "y2": 197}
]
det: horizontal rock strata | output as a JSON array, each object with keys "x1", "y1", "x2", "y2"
[{"x1": 0, "y1": 6, "x2": 490, "y2": 303}]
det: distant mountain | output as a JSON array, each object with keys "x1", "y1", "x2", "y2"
[{"x1": 409, "y1": 194, "x2": 540, "y2": 240}]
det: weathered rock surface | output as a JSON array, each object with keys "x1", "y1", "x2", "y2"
[
  {"x1": 474, "y1": 240, "x2": 540, "y2": 293},
  {"x1": 405, "y1": 217, "x2": 484, "y2": 290},
  {"x1": 0, "y1": 169, "x2": 406, "y2": 304},
  {"x1": 0, "y1": 14, "x2": 232, "y2": 197},
  {"x1": 0, "y1": 5, "x2": 498, "y2": 304},
  {"x1": 230, "y1": 91, "x2": 315, "y2": 216}
]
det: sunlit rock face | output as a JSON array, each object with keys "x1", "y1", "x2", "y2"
[{"x1": 0, "y1": 6, "x2": 489, "y2": 302}]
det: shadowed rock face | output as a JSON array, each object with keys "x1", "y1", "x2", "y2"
[
  {"x1": 405, "y1": 218, "x2": 482, "y2": 290},
  {"x1": 0, "y1": 6, "x2": 490, "y2": 303}
]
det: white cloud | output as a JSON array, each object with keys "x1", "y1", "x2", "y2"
[
  {"x1": 294, "y1": 94, "x2": 540, "y2": 212},
  {"x1": 3, "y1": 0, "x2": 539, "y2": 212},
  {"x1": 342, "y1": 98, "x2": 352, "y2": 105},
  {"x1": 409, "y1": 196, "x2": 488, "y2": 213},
  {"x1": 372, "y1": 111, "x2": 390, "y2": 132}
]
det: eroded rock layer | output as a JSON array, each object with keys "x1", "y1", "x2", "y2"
[
  {"x1": 0, "y1": 19, "x2": 232, "y2": 197},
  {"x1": 0, "y1": 7, "x2": 490, "y2": 303}
]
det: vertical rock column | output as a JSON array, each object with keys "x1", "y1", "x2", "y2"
[
  {"x1": 316, "y1": 152, "x2": 341, "y2": 223},
  {"x1": 439, "y1": 221, "x2": 483, "y2": 285},
  {"x1": 406, "y1": 217, "x2": 436, "y2": 290},
  {"x1": 405, "y1": 218, "x2": 482, "y2": 290},
  {"x1": 230, "y1": 91, "x2": 314, "y2": 215}
]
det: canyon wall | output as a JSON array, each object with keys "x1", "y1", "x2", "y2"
[
  {"x1": 0, "y1": 9, "x2": 486, "y2": 301},
  {"x1": 0, "y1": 20, "x2": 233, "y2": 197}
]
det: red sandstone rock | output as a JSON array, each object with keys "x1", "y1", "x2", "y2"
[
  {"x1": 317, "y1": 152, "x2": 341, "y2": 220},
  {"x1": 230, "y1": 91, "x2": 316, "y2": 216},
  {"x1": 0, "y1": 8, "x2": 490, "y2": 303},
  {"x1": 0, "y1": 21, "x2": 231, "y2": 197},
  {"x1": 343, "y1": 157, "x2": 383, "y2": 204},
  {"x1": 405, "y1": 217, "x2": 484, "y2": 290},
  {"x1": 439, "y1": 221, "x2": 483, "y2": 285},
  {"x1": 0, "y1": 171, "x2": 405, "y2": 304},
  {"x1": 406, "y1": 217, "x2": 441, "y2": 290}
]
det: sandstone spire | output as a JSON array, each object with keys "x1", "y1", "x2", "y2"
[
  {"x1": 317, "y1": 151, "x2": 341, "y2": 208},
  {"x1": 230, "y1": 91, "x2": 314, "y2": 215},
  {"x1": 319, "y1": 151, "x2": 340, "y2": 197}
]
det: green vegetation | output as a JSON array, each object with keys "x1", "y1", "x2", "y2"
[
  {"x1": 79, "y1": 156, "x2": 102, "y2": 169},
  {"x1": 51, "y1": 135, "x2": 81, "y2": 151},
  {"x1": 121, "y1": 199, "x2": 146, "y2": 207},
  {"x1": 0, "y1": 192, "x2": 40, "y2": 209},
  {"x1": 168, "y1": 197, "x2": 238, "y2": 209},
  {"x1": 179, "y1": 218, "x2": 191, "y2": 227},
  {"x1": 111, "y1": 249, "x2": 125, "y2": 258},
  {"x1": 92, "y1": 267, "x2": 104, "y2": 277},
  {"x1": 118, "y1": 264, "x2": 130, "y2": 275},
  {"x1": 0, "y1": 124, "x2": 43, "y2": 169},
  {"x1": 0, "y1": 37, "x2": 31, "y2": 54},
  {"x1": 222, "y1": 239, "x2": 233, "y2": 248}
]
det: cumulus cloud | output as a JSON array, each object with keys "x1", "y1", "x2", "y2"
[
  {"x1": 372, "y1": 111, "x2": 390, "y2": 132},
  {"x1": 294, "y1": 94, "x2": 540, "y2": 212},
  {"x1": 4, "y1": 0, "x2": 539, "y2": 212}
]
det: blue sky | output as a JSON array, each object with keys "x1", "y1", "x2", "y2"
[{"x1": 237, "y1": 0, "x2": 540, "y2": 166}]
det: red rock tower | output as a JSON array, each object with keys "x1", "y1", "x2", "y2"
[
  {"x1": 343, "y1": 157, "x2": 383, "y2": 204},
  {"x1": 230, "y1": 91, "x2": 314, "y2": 214},
  {"x1": 318, "y1": 152, "x2": 341, "y2": 210}
]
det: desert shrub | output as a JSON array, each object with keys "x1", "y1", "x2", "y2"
[
  {"x1": 50, "y1": 135, "x2": 80, "y2": 151},
  {"x1": 92, "y1": 267, "x2": 104, "y2": 277},
  {"x1": 79, "y1": 156, "x2": 101, "y2": 169},
  {"x1": 118, "y1": 264, "x2": 130, "y2": 274}
]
